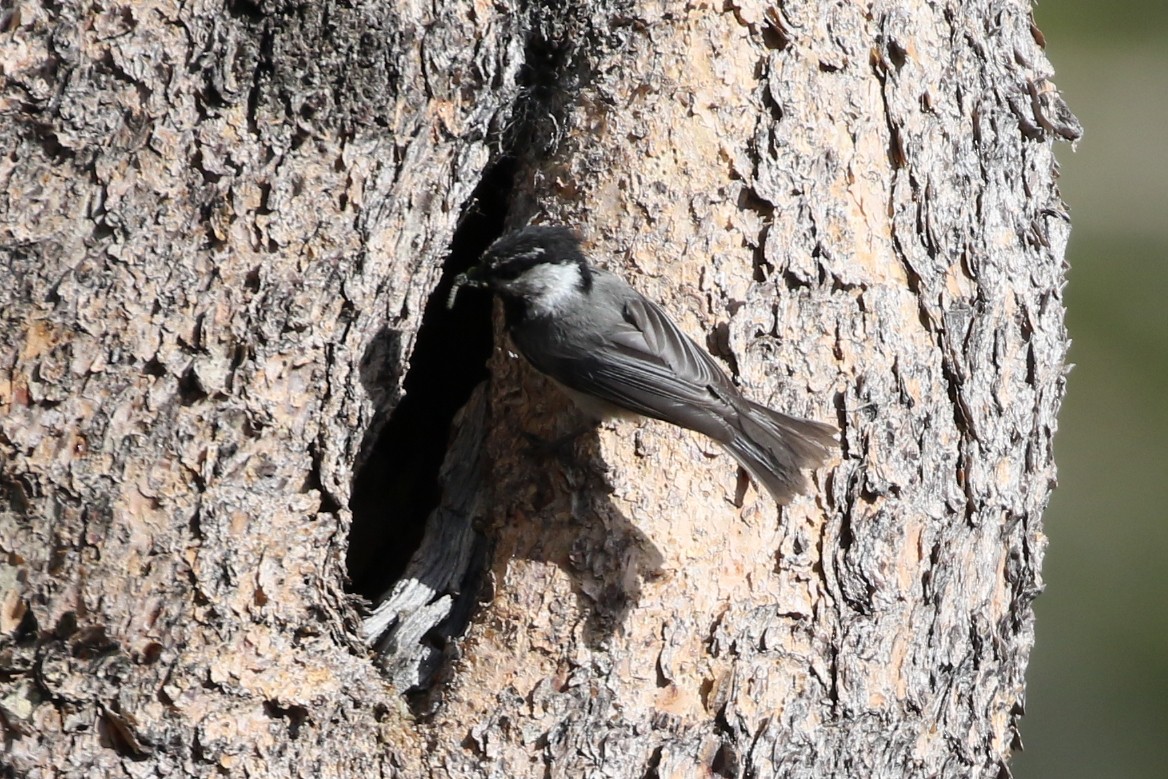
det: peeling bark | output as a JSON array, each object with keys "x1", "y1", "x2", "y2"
[{"x1": 0, "y1": 0, "x2": 1076, "y2": 777}]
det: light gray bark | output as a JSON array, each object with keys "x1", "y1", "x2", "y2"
[{"x1": 0, "y1": 0, "x2": 1077, "y2": 777}]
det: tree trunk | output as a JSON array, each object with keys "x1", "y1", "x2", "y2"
[{"x1": 0, "y1": 1, "x2": 1078, "y2": 777}]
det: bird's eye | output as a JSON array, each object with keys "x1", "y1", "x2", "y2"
[{"x1": 490, "y1": 262, "x2": 523, "y2": 281}]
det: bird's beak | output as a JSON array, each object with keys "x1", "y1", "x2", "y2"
[{"x1": 447, "y1": 267, "x2": 486, "y2": 309}]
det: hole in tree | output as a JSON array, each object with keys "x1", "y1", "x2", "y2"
[{"x1": 345, "y1": 159, "x2": 515, "y2": 604}]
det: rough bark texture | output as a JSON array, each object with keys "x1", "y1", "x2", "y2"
[{"x1": 0, "y1": 0, "x2": 1077, "y2": 777}]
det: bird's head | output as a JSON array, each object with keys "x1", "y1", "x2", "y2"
[{"x1": 448, "y1": 226, "x2": 593, "y2": 313}]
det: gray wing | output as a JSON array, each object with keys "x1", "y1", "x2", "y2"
[{"x1": 553, "y1": 281, "x2": 740, "y2": 442}]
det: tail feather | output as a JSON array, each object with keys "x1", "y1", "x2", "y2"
[{"x1": 723, "y1": 400, "x2": 837, "y2": 504}]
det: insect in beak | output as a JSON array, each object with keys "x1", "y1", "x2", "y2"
[{"x1": 447, "y1": 271, "x2": 484, "y2": 309}]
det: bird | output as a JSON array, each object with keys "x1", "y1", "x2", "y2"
[{"x1": 447, "y1": 225, "x2": 837, "y2": 504}]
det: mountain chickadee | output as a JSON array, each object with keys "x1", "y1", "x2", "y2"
[{"x1": 447, "y1": 225, "x2": 837, "y2": 504}]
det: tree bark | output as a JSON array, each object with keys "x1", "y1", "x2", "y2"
[{"x1": 0, "y1": 1, "x2": 1078, "y2": 777}]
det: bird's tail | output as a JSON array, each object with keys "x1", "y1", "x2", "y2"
[{"x1": 722, "y1": 400, "x2": 837, "y2": 504}]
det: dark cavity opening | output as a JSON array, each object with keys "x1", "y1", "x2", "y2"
[{"x1": 346, "y1": 159, "x2": 514, "y2": 603}]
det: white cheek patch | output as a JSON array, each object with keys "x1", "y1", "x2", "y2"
[{"x1": 512, "y1": 263, "x2": 582, "y2": 315}]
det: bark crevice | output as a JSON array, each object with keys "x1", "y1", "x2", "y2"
[
  {"x1": 352, "y1": 2, "x2": 619, "y2": 695},
  {"x1": 351, "y1": 158, "x2": 522, "y2": 700}
]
